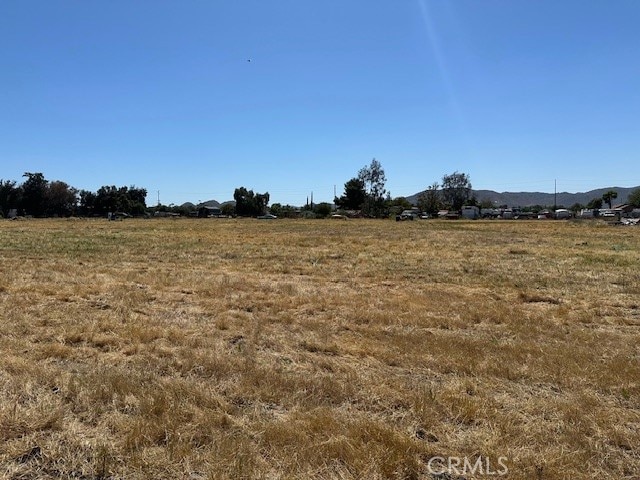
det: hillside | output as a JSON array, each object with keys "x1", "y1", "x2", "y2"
[{"x1": 407, "y1": 186, "x2": 640, "y2": 208}]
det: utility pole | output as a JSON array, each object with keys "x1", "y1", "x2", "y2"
[
  {"x1": 157, "y1": 190, "x2": 160, "y2": 206},
  {"x1": 554, "y1": 180, "x2": 557, "y2": 212}
]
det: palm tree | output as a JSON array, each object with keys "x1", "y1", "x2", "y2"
[{"x1": 602, "y1": 190, "x2": 618, "y2": 209}]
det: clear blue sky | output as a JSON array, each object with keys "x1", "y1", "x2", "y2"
[{"x1": 1, "y1": 1, "x2": 639, "y2": 206}]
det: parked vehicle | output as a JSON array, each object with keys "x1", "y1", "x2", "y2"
[
  {"x1": 396, "y1": 210, "x2": 419, "y2": 221},
  {"x1": 554, "y1": 209, "x2": 572, "y2": 219}
]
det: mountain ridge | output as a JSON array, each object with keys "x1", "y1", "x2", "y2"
[{"x1": 407, "y1": 186, "x2": 640, "y2": 208}]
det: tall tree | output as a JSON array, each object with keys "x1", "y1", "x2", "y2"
[
  {"x1": 602, "y1": 190, "x2": 618, "y2": 209},
  {"x1": 254, "y1": 192, "x2": 270, "y2": 216},
  {"x1": 441, "y1": 171, "x2": 472, "y2": 211},
  {"x1": 126, "y1": 186, "x2": 148, "y2": 215},
  {"x1": 358, "y1": 158, "x2": 387, "y2": 217},
  {"x1": 78, "y1": 190, "x2": 97, "y2": 216},
  {"x1": 46, "y1": 181, "x2": 78, "y2": 217},
  {"x1": 92, "y1": 185, "x2": 147, "y2": 215},
  {"x1": 335, "y1": 177, "x2": 366, "y2": 210},
  {"x1": 234, "y1": 187, "x2": 254, "y2": 216},
  {"x1": 21, "y1": 172, "x2": 48, "y2": 217},
  {"x1": 628, "y1": 189, "x2": 640, "y2": 208},
  {"x1": 0, "y1": 180, "x2": 20, "y2": 217},
  {"x1": 233, "y1": 187, "x2": 269, "y2": 216},
  {"x1": 94, "y1": 186, "x2": 120, "y2": 215},
  {"x1": 417, "y1": 182, "x2": 442, "y2": 216}
]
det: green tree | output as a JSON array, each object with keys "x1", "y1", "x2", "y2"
[
  {"x1": 602, "y1": 190, "x2": 618, "y2": 209},
  {"x1": 254, "y1": 192, "x2": 270, "y2": 216},
  {"x1": 269, "y1": 203, "x2": 283, "y2": 217},
  {"x1": 313, "y1": 202, "x2": 333, "y2": 218},
  {"x1": 417, "y1": 183, "x2": 442, "y2": 216},
  {"x1": 46, "y1": 181, "x2": 78, "y2": 217},
  {"x1": 271, "y1": 204, "x2": 298, "y2": 218},
  {"x1": 441, "y1": 172, "x2": 472, "y2": 212},
  {"x1": 126, "y1": 186, "x2": 148, "y2": 215},
  {"x1": 233, "y1": 187, "x2": 254, "y2": 216},
  {"x1": 587, "y1": 197, "x2": 603, "y2": 210},
  {"x1": 335, "y1": 177, "x2": 366, "y2": 210},
  {"x1": 21, "y1": 172, "x2": 48, "y2": 216},
  {"x1": 233, "y1": 187, "x2": 269, "y2": 216},
  {"x1": 92, "y1": 185, "x2": 147, "y2": 216},
  {"x1": 0, "y1": 179, "x2": 20, "y2": 217},
  {"x1": 221, "y1": 203, "x2": 236, "y2": 216},
  {"x1": 94, "y1": 186, "x2": 118, "y2": 214},
  {"x1": 570, "y1": 203, "x2": 585, "y2": 214},
  {"x1": 78, "y1": 190, "x2": 97, "y2": 216},
  {"x1": 386, "y1": 196, "x2": 413, "y2": 217},
  {"x1": 628, "y1": 188, "x2": 640, "y2": 208},
  {"x1": 358, "y1": 158, "x2": 387, "y2": 217},
  {"x1": 172, "y1": 203, "x2": 195, "y2": 216}
]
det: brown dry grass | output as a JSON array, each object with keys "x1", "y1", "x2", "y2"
[{"x1": 0, "y1": 218, "x2": 638, "y2": 479}]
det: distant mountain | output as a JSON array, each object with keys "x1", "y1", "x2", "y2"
[
  {"x1": 197, "y1": 200, "x2": 221, "y2": 208},
  {"x1": 407, "y1": 186, "x2": 640, "y2": 208}
]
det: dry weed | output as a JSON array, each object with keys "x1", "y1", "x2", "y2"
[{"x1": 0, "y1": 218, "x2": 638, "y2": 479}]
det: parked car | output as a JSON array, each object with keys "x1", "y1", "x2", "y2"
[{"x1": 396, "y1": 210, "x2": 419, "y2": 221}]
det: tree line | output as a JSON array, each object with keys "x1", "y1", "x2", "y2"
[
  {"x1": 3, "y1": 167, "x2": 639, "y2": 219},
  {"x1": 0, "y1": 172, "x2": 147, "y2": 218},
  {"x1": 332, "y1": 160, "x2": 640, "y2": 217},
  {"x1": 334, "y1": 160, "x2": 473, "y2": 217}
]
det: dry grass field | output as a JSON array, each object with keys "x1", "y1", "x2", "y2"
[{"x1": 0, "y1": 218, "x2": 638, "y2": 479}]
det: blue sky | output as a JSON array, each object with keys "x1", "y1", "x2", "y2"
[{"x1": 1, "y1": 1, "x2": 639, "y2": 206}]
